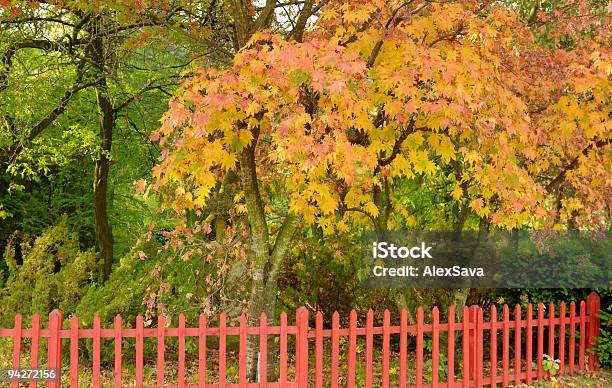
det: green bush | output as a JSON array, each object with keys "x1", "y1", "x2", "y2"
[
  {"x1": 592, "y1": 303, "x2": 612, "y2": 367},
  {"x1": 0, "y1": 218, "x2": 98, "y2": 326}
]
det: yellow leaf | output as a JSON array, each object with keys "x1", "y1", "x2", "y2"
[
  {"x1": 320, "y1": 195, "x2": 338, "y2": 214},
  {"x1": 464, "y1": 150, "x2": 480, "y2": 164},
  {"x1": 363, "y1": 202, "x2": 379, "y2": 217},
  {"x1": 234, "y1": 191, "x2": 245, "y2": 202},
  {"x1": 303, "y1": 205, "x2": 317, "y2": 224},
  {"x1": 451, "y1": 185, "x2": 463, "y2": 200},
  {"x1": 437, "y1": 136, "x2": 456, "y2": 163}
]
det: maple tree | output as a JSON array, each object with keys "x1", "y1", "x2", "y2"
[{"x1": 151, "y1": 0, "x2": 609, "y2": 379}]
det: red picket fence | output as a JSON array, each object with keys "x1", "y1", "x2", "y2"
[{"x1": 0, "y1": 292, "x2": 601, "y2": 387}]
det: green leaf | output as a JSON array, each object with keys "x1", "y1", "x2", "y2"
[{"x1": 288, "y1": 69, "x2": 312, "y2": 86}]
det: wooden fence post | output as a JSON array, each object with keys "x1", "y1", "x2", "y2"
[
  {"x1": 70, "y1": 315, "x2": 79, "y2": 388},
  {"x1": 296, "y1": 307, "x2": 309, "y2": 387},
  {"x1": 467, "y1": 305, "x2": 483, "y2": 387},
  {"x1": 47, "y1": 309, "x2": 63, "y2": 388},
  {"x1": 462, "y1": 306, "x2": 470, "y2": 388},
  {"x1": 586, "y1": 292, "x2": 601, "y2": 370},
  {"x1": 11, "y1": 314, "x2": 22, "y2": 388},
  {"x1": 30, "y1": 314, "x2": 41, "y2": 388},
  {"x1": 157, "y1": 315, "x2": 165, "y2": 387},
  {"x1": 466, "y1": 306, "x2": 478, "y2": 384}
]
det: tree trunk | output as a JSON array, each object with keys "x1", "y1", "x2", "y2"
[
  {"x1": 238, "y1": 136, "x2": 298, "y2": 381},
  {"x1": 89, "y1": 19, "x2": 115, "y2": 281},
  {"x1": 246, "y1": 275, "x2": 277, "y2": 381},
  {"x1": 93, "y1": 80, "x2": 114, "y2": 281}
]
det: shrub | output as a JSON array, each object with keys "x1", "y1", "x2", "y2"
[
  {"x1": 592, "y1": 303, "x2": 612, "y2": 368},
  {"x1": 0, "y1": 217, "x2": 98, "y2": 326}
]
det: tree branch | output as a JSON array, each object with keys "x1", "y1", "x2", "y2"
[
  {"x1": 288, "y1": 0, "x2": 316, "y2": 42},
  {"x1": 377, "y1": 117, "x2": 419, "y2": 167},
  {"x1": 268, "y1": 212, "x2": 299, "y2": 282},
  {"x1": 366, "y1": 0, "x2": 418, "y2": 68},
  {"x1": 0, "y1": 17, "x2": 76, "y2": 28},
  {"x1": 7, "y1": 76, "x2": 102, "y2": 164},
  {"x1": 1, "y1": 39, "x2": 68, "y2": 91},
  {"x1": 113, "y1": 81, "x2": 181, "y2": 114}
]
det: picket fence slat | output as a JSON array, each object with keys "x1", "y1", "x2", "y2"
[
  {"x1": 525, "y1": 303, "x2": 533, "y2": 384},
  {"x1": 1, "y1": 293, "x2": 602, "y2": 388},
  {"x1": 70, "y1": 315, "x2": 78, "y2": 388},
  {"x1": 136, "y1": 315, "x2": 144, "y2": 388},
  {"x1": 476, "y1": 307, "x2": 484, "y2": 388},
  {"x1": 93, "y1": 315, "x2": 101, "y2": 388},
  {"x1": 365, "y1": 309, "x2": 373, "y2": 388},
  {"x1": 199, "y1": 314, "x2": 207, "y2": 387},
  {"x1": 489, "y1": 305, "x2": 497, "y2": 387},
  {"x1": 514, "y1": 305, "x2": 521, "y2": 387},
  {"x1": 502, "y1": 305, "x2": 509, "y2": 387},
  {"x1": 279, "y1": 312, "x2": 288, "y2": 388},
  {"x1": 559, "y1": 302, "x2": 566, "y2": 375},
  {"x1": 382, "y1": 309, "x2": 391, "y2": 388},
  {"x1": 416, "y1": 306, "x2": 424, "y2": 388},
  {"x1": 158, "y1": 314, "x2": 165, "y2": 388},
  {"x1": 49, "y1": 310, "x2": 63, "y2": 388},
  {"x1": 331, "y1": 312, "x2": 340, "y2": 388},
  {"x1": 315, "y1": 312, "x2": 323, "y2": 388},
  {"x1": 447, "y1": 306, "x2": 455, "y2": 388},
  {"x1": 549, "y1": 303, "x2": 555, "y2": 362},
  {"x1": 220, "y1": 312, "x2": 227, "y2": 388},
  {"x1": 179, "y1": 314, "x2": 186, "y2": 388},
  {"x1": 431, "y1": 307, "x2": 439, "y2": 387},
  {"x1": 297, "y1": 307, "x2": 308, "y2": 387},
  {"x1": 461, "y1": 306, "x2": 469, "y2": 388},
  {"x1": 579, "y1": 301, "x2": 586, "y2": 371},
  {"x1": 12, "y1": 314, "x2": 21, "y2": 388},
  {"x1": 348, "y1": 310, "x2": 357, "y2": 388},
  {"x1": 114, "y1": 315, "x2": 122, "y2": 388},
  {"x1": 537, "y1": 304, "x2": 544, "y2": 381},
  {"x1": 239, "y1": 314, "x2": 247, "y2": 387},
  {"x1": 30, "y1": 314, "x2": 40, "y2": 388},
  {"x1": 569, "y1": 301, "x2": 576, "y2": 374}
]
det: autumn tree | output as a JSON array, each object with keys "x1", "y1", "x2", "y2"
[{"x1": 151, "y1": 0, "x2": 610, "y2": 379}]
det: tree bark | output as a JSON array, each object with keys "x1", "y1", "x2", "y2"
[
  {"x1": 238, "y1": 135, "x2": 298, "y2": 381},
  {"x1": 89, "y1": 19, "x2": 115, "y2": 281},
  {"x1": 93, "y1": 80, "x2": 114, "y2": 281}
]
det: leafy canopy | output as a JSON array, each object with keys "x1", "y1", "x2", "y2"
[{"x1": 152, "y1": 0, "x2": 610, "y2": 232}]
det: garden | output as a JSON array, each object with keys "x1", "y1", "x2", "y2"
[{"x1": 0, "y1": 0, "x2": 610, "y2": 386}]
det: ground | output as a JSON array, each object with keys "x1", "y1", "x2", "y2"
[{"x1": 518, "y1": 369, "x2": 612, "y2": 387}]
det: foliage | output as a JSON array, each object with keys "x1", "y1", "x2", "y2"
[
  {"x1": 278, "y1": 227, "x2": 399, "y2": 320},
  {"x1": 542, "y1": 354, "x2": 561, "y2": 376},
  {"x1": 592, "y1": 303, "x2": 612, "y2": 367},
  {"x1": 490, "y1": 287, "x2": 612, "y2": 310},
  {"x1": 76, "y1": 224, "x2": 249, "y2": 326},
  {"x1": 154, "y1": 1, "x2": 610, "y2": 232},
  {"x1": 423, "y1": 338, "x2": 448, "y2": 382},
  {"x1": 0, "y1": 1, "x2": 609, "y2": 375},
  {"x1": 0, "y1": 218, "x2": 98, "y2": 326}
]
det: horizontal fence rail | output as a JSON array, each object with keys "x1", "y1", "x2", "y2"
[{"x1": 0, "y1": 292, "x2": 601, "y2": 387}]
